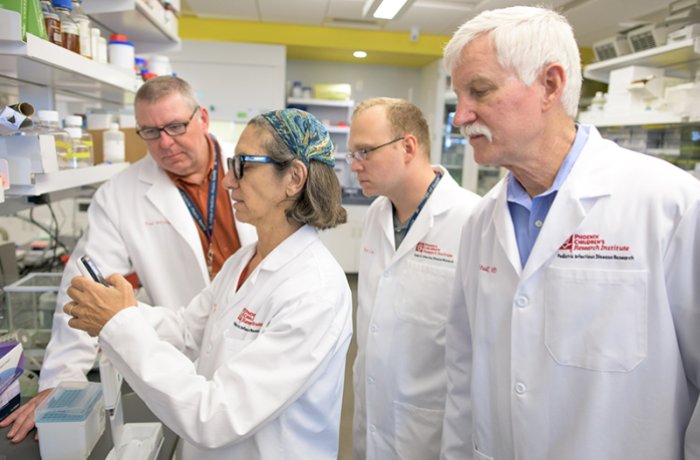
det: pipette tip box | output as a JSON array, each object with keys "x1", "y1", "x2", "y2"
[{"x1": 35, "y1": 381, "x2": 105, "y2": 460}]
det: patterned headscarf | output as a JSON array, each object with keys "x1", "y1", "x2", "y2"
[{"x1": 261, "y1": 108, "x2": 335, "y2": 167}]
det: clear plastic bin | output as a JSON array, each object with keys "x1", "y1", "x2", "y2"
[{"x1": 2, "y1": 272, "x2": 62, "y2": 369}]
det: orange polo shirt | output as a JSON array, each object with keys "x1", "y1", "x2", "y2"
[{"x1": 167, "y1": 136, "x2": 240, "y2": 277}]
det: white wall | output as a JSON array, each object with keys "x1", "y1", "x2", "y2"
[{"x1": 165, "y1": 40, "x2": 287, "y2": 144}]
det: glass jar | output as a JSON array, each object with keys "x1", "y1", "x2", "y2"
[
  {"x1": 63, "y1": 115, "x2": 93, "y2": 168},
  {"x1": 40, "y1": 0, "x2": 62, "y2": 47},
  {"x1": 52, "y1": 0, "x2": 79, "y2": 54},
  {"x1": 70, "y1": 0, "x2": 91, "y2": 58},
  {"x1": 35, "y1": 110, "x2": 72, "y2": 169}
]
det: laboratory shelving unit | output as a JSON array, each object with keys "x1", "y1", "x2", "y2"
[
  {"x1": 0, "y1": 1, "x2": 179, "y2": 209},
  {"x1": 579, "y1": 36, "x2": 700, "y2": 174}
]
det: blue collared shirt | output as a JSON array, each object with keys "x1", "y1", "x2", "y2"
[{"x1": 507, "y1": 124, "x2": 590, "y2": 267}]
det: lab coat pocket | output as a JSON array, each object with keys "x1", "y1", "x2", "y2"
[
  {"x1": 396, "y1": 260, "x2": 455, "y2": 328},
  {"x1": 544, "y1": 267, "x2": 648, "y2": 372},
  {"x1": 473, "y1": 437, "x2": 495, "y2": 460},
  {"x1": 393, "y1": 400, "x2": 443, "y2": 460}
]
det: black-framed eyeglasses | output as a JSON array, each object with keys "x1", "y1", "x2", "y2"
[
  {"x1": 136, "y1": 106, "x2": 200, "y2": 140},
  {"x1": 227, "y1": 155, "x2": 288, "y2": 180},
  {"x1": 345, "y1": 136, "x2": 404, "y2": 164}
]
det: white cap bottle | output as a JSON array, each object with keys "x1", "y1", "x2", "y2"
[{"x1": 103, "y1": 123, "x2": 125, "y2": 163}]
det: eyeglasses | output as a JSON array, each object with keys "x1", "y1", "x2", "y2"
[
  {"x1": 136, "y1": 106, "x2": 200, "y2": 140},
  {"x1": 227, "y1": 155, "x2": 288, "y2": 180},
  {"x1": 345, "y1": 136, "x2": 404, "y2": 164}
]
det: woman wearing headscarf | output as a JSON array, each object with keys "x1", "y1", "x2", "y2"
[{"x1": 63, "y1": 109, "x2": 352, "y2": 459}]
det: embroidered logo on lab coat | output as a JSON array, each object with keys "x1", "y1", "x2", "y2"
[
  {"x1": 557, "y1": 233, "x2": 634, "y2": 261},
  {"x1": 413, "y1": 242, "x2": 455, "y2": 264},
  {"x1": 233, "y1": 307, "x2": 262, "y2": 333}
]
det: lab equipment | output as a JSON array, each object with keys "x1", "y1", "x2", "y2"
[{"x1": 35, "y1": 381, "x2": 105, "y2": 460}]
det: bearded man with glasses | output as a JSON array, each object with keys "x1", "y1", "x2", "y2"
[
  {"x1": 0, "y1": 76, "x2": 256, "y2": 443},
  {"x1": 348, "y1": 97, "x2": 480, "y2": 460}
]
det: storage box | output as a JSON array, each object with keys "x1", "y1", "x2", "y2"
[
  {"x1": 313, "y1": 83, "x2": 352, "y2": 100},
  {"x1": 666, "y1": 82, "x2": 700, "y2": 118},
  {"x1": 608, "y1": 66, "x2": 664, "y2": 95},
  {"x1": 89, "y1": 127, "x2": 148, "y2": 164},
  {"x1": 36, "y1": 381, "x2": 105, "y2": 460}
]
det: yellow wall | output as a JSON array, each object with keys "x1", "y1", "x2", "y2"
[{"x1": 180, "y1": 17, "x2": 449, "y2": 67}]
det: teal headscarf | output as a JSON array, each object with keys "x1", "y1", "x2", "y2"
[{"x1": 261, "y1": 108, "x2": 335, "y2": 167}]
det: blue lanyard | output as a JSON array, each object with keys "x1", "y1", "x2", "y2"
[
  {"x1": 401, "y1": 171, "x2": 442, "y2": 234},
  {"x1": 177, "y1": 138, "x2": 220, "y2": 279}
]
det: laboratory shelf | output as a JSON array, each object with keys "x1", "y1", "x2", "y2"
[
  {"x1": 5, "y1": 163, "x2": 128, "y2": 197},
  {"x1": 0, "y1": 11, "x2": 137, "y2": 104},
  {"x1": 287, "y1": 97, "x2": 355, "y2": 108},
  {"x1": 584, "y1": 38, "x2": 700, "y2": 83},
  {"x1": 577, "y1": 110, "x2": 694, "y2": 127},
  {"x1": 82, "y1": 0, "x2": 180, "y2": 53},
  {"x1": 327, "y1": 126, "x2": 350, "y2": 134}
]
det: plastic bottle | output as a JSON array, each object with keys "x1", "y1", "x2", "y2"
[
  {"x1": 40, "y1": 0, "x2": 63, "y2": 47},
  {"x1": 90, "y1": 27, "x2": 101, "y2": 61},
  {"x1": 102, "y1": 123, "x2": 125, "y2": 163},
  {"x1": 70, "y1": 0, "x2": 91, "y2": 59},
  {"x1": 35, "y1": 110, "x2": 72, "y2": 169},
  {"x1": 64, "y1": 115, "x2": 93, "y2": 168},
  {"x1": 52, "y1": 0, "x2": 79, "y2": 54},
  {"x1": 290, "y1": 81, "x2": 303, "y2": 98},
  {"x1": 108, "y1": 34, "x2": 135, "y2": 71}
]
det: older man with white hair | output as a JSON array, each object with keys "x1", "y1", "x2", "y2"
[{"x1": 442, "y1": 5, "x2": 700, "y2": 460}]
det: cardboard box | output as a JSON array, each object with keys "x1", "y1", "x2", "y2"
[{"x1": 89, "y1": 128, "x2": 148, "y2": 164}]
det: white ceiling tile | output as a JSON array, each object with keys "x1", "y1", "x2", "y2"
[
  {"x1": 183, "y1": 0, "x2": 678, "y2": 47},
  {"x1": 258, "y1": 0, "x2": 330, "y2": 24},
  {"x1": 184, "y1": 0, "x2": 260, "y2": 20}
]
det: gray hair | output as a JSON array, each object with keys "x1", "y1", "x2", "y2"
[
  {"x1": 444, "y1": 6, "x2": 581, "y2": 118},
  {"x1": 135, "y1": 75, "x2": 199, "y2": 111}
]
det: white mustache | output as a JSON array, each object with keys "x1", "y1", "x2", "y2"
[{"x1": 460, "y1": 123, "x2": 493, "y2": 143}]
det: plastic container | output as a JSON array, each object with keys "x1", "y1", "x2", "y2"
[
  {"x1": 290, "y1": 81, "x2": 303, "y2": 98},
  {"x1": 52, "y1": 0, "x2": 80, "y2": 54},
  {"x1": 70, "y1": 0, "x2": 91, "y2": 59},
  {"x1": 35, "y1": 381, "x2": 105, "y2": 460},
  {"x1": 35, "y1": 110, "x2": 73, "y2": 170},
  {"x1": 90, "y1": 27, "x2": 101, "y2": 61},
  {"x1": 134, "y1": 56, "x2": 148, "y2": 80},
  {"x1": 149, "y1": 55, "x2": 171, "y2": 76},
  {"x1": 103, "y1": 123, "x2": 125, "y2": 163},
  {"x1": 108, "y1": 34, "x2": 135, "y2": 71},
  {"x1": 302, "y1": 86, "x2": 313, "y2": 99},
  {"x1": 97, "y1": 36, "x2": 108, "y2": 64},
  {"x1": 64, "y1": 115, "x2": 93, "y2": 168},
  {"x1": 40, "y1": 0, "x2": 62, "y2": 46}
]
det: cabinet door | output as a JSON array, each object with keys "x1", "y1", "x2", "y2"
[{"x1": 318, "y1": 204, "x2": 366, "y2": 273}]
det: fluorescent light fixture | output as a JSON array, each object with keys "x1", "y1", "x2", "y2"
[
  {"x1": 362, "y1": 0, "x2": 414, "y2": 20},
  {"x1": 353, "y1": 50, "x2": 368, "y2": 58}
]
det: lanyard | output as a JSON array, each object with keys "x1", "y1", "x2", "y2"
[
  {"x1": 177, "y1": 138, "x2": 220, "y2": 278},
  {"x1": 398, "y1": 171, "x2": 442, "y2": 235}
]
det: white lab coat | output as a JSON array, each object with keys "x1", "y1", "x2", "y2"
[
  {"x1": 442, "y1": 126, "x2": 700, "y2": 460},
  {"x1": 353, "y1": 167, "x2": 480, "y2": 460},
  {"x1": 98, "y1": 225, "x2": 353, "y2": 460},
  {"x1": 40, "y1": 151, "x2": 256, "y2": 390}
]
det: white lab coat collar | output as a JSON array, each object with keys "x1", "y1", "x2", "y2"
[
  {"x1": 244, "y1": 225, "x2": 319, "y2": 286},
  {"x1": 488, "y1": 126, "x2": 614, "y2": 280},
  {"x1": 377, "y1": 166, "x2": 461, "y2": 266}
]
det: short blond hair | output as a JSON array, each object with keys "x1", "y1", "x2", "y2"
[{"x1": 353, "y1": 97, "x2": 431, "y2": 159}]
